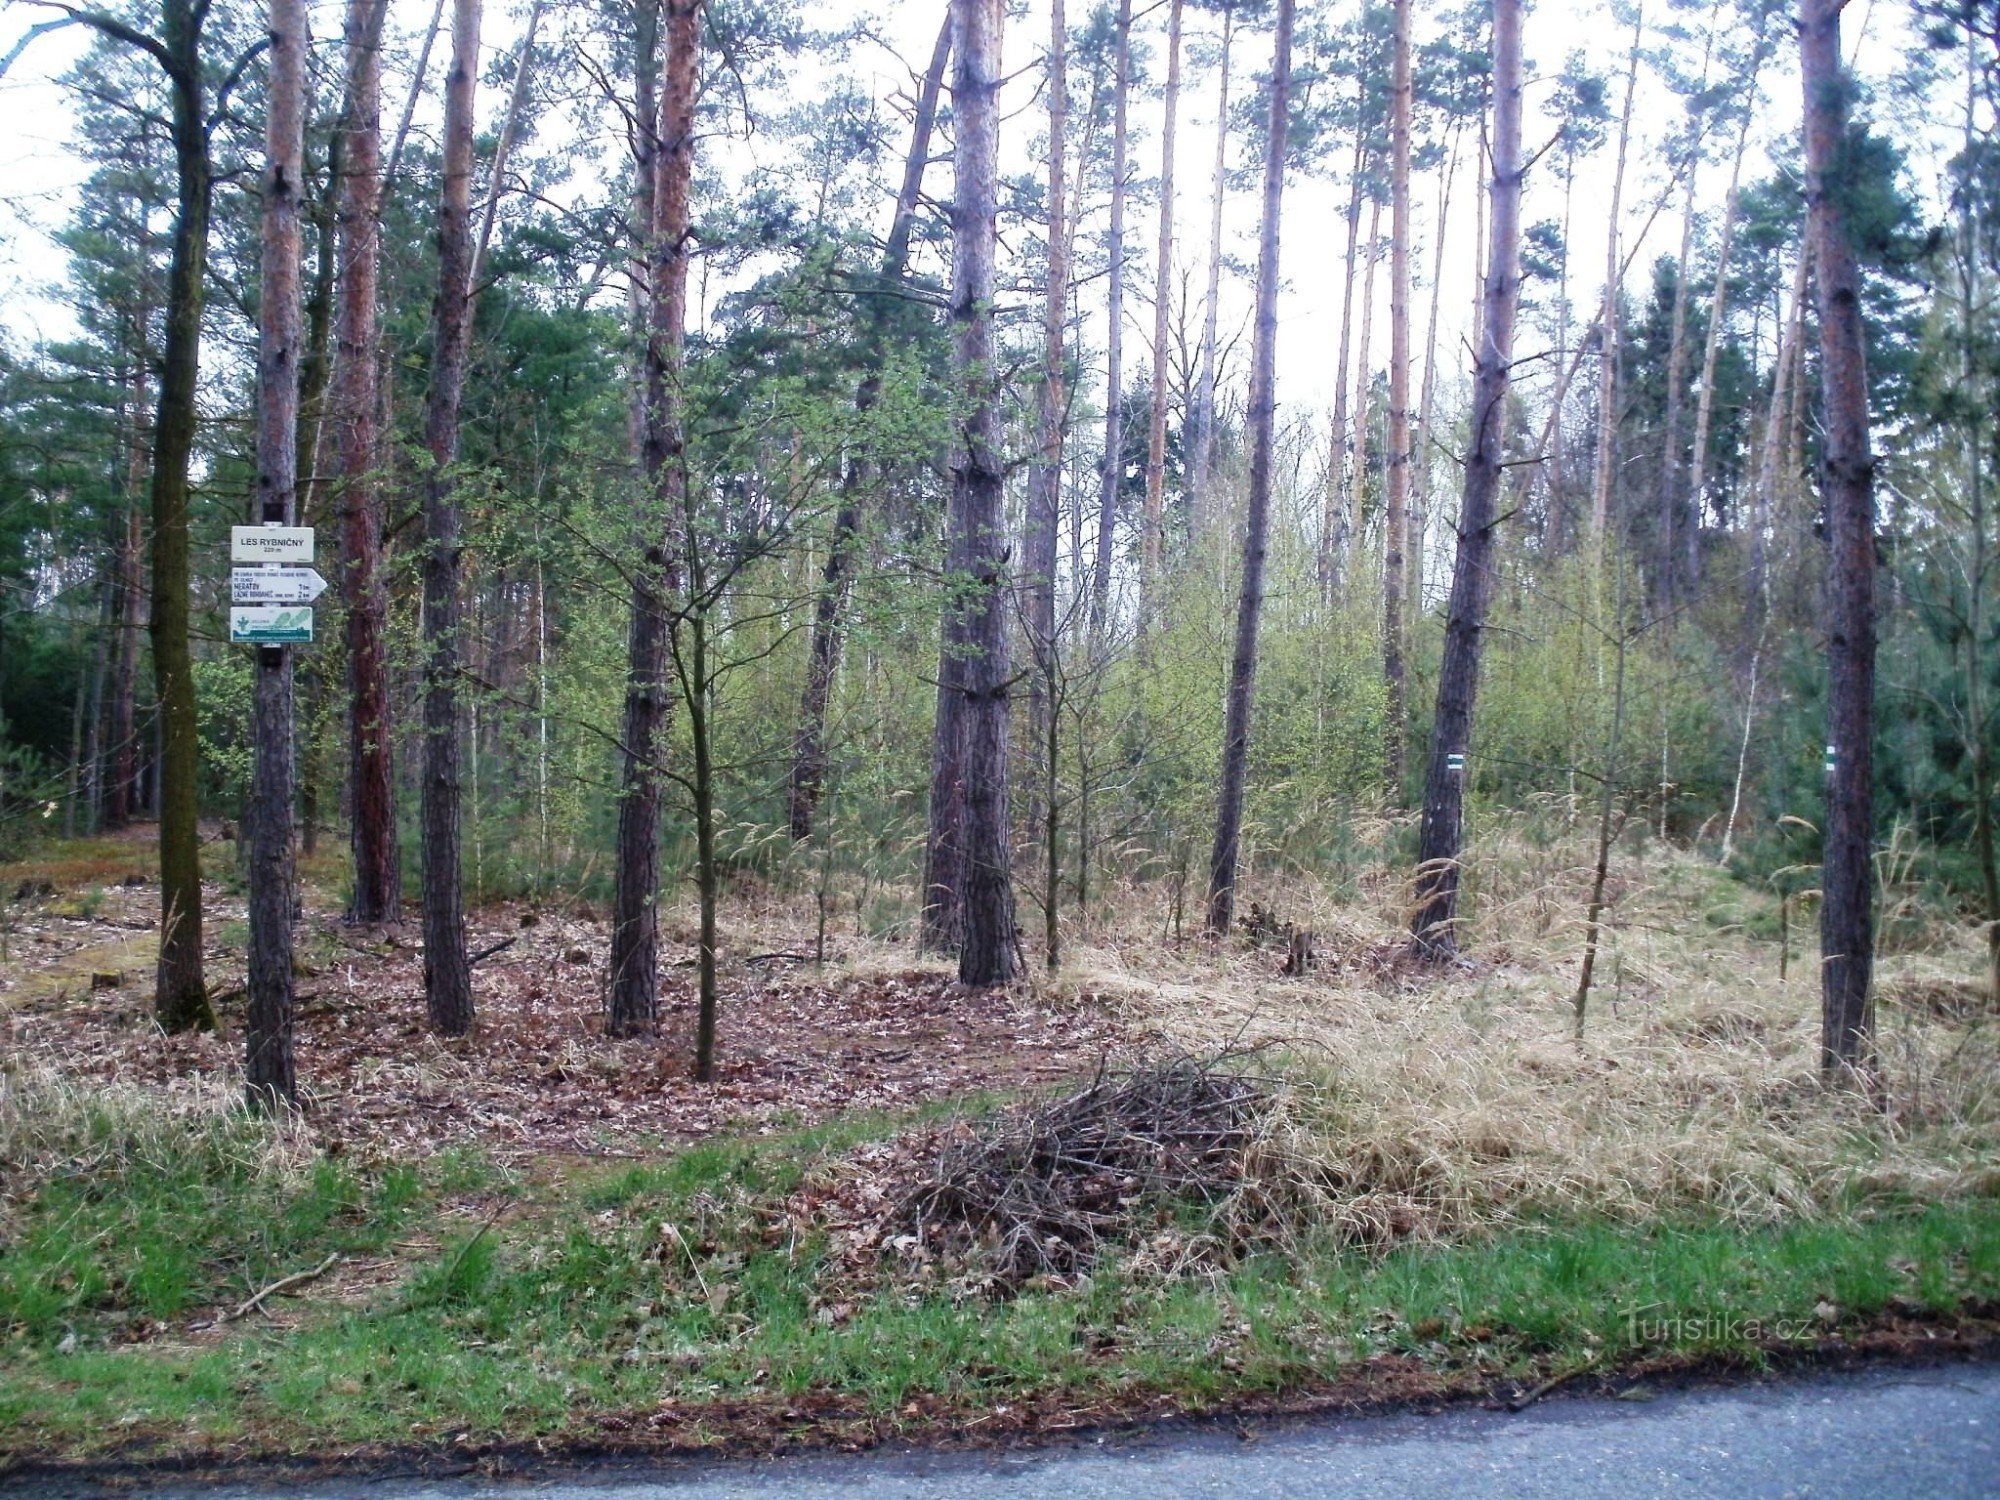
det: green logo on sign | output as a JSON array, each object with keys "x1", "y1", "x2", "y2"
[{"x1": 230, "y1": 606, "x2": 314, "y2": 645}]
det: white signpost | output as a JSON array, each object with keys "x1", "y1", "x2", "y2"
[
  {"x1": 230, "y1": 525, "x2": 315, "y2": 564},
  {"x1": 229, "y1": 526, "x2": 317, "y2": 645},
  {"x1": 231, "y1": 566, "x2": 329, "y2": 605}
]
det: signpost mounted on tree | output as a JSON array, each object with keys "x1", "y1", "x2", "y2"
[{"x1": 243, "y1": 0, "x2": 309, "y2": 1112}]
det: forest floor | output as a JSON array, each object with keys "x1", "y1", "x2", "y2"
[{"x1": 1, "y1": 821, "x2": 1997, "y2": 1478}]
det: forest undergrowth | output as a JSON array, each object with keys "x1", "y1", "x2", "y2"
[{"x1": 1, "y1": 821, "x2": 1996, "y2": 1468}]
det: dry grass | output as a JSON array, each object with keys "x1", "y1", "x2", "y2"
[
  {"x1": 4, "y1": 816, "x2": 1993, "y2": 1257},
  {"x1": 1026, "y1": 820, "x2": 2000, "y2": 1246},
  {"x1": 0, "y1": 1062, "x2": 309, "y2": 1217}
]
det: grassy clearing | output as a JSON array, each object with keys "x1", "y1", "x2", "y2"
[{"x1": 1, "y1": 1084, "x2": 1996, "y2": 1463}]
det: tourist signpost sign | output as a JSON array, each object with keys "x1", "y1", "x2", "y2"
[
  {"x1": 230, "y1": 606, "x2": 315, "y2": 644},
  {"x1": 230, "y1": 524, "x2": 314, "y2": 564},
  {"x1": 230, "y1": 526, "x2": 318, "y2": 645},
  {"x1": 231, "y1": 567, "x2": 328, "y2": 605}
]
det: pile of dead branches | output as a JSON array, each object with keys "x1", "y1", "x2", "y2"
[{"x1": 892, "y1": 1053, "x2": 1297, "y2": 1290}]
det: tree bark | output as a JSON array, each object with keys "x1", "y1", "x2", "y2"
[
  {"x1": 151, "y1": 0, "x2": 216, "y2": 1033},
  {"x1": 336, "y1": 0, "x2": 401, "y2": 924},
  {"x1": 1383, "y1": 0, "x2": 1412, "y2": 798},
  {"x1": 1205, "y1": 0, "x2": 1295, "y2": 935},
  {"x1": 1801, "y1": 0, "x2": 1877, "y2": 1079},
  {"x1": 926, "y1": 0, "x2": 1016, "y2": 986},
  {"x1": 246, "y1": 0, "x2": 308, "y2": 1111},
  {"x1": 1410, "y1": 0, "x2": 1524, "y2": 958},
  {"x1": 788, "y1": 13, "x2": 951, "y2": 842},
  {"x1": 419, "y1": 0, "x2": 482, "y2": 1037},
  {"x1": 295, "y1": 149, "x2": 338, "y2": 862},
  {"x1": 1088, "y1": 0, "x2": 1132, "y2": 640},
  {"x1": 1141, "y1": 0, "x2": 1183, "y2": 593},
  {"x1": 1186, "y1": 9, "x2": 1233, "y2": 536},
  {"x1": 607, "y1": 0, "x2": 700, "y2": 1034}
]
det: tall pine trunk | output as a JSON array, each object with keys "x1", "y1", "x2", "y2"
[
  {"x1": 337, "y1": 0, "x2": 401, "y2": 924},
  {"x1": 152, "y1": 0, "x2": 216, "y2": 1033},
  {"x1": 1410, "y1": 0, "x2": 1524, "y2": 958},
  {"x1": 246, "y1": 0, "x2": 307, "y2": 1110},
  {"x1": 1205, "y1": 0, "x2": 1295, "y2": 935},
  {"x1": 607, "y1": 0, "x2": 700, "y2": 1034},
  {"x1": 926, "y1": 0, "x2": 1016, "y2": 986},
  {"x1": 1141, "y1": 0, "x2": 1183, "y2": 592},
  {"x1": 1801, "y1": 0, "x2": 1877, "y2": 1078},
  {"x1": 419, "y1": 0, "x2": 482, "y2": 1037},
  {"x1": 788, "y1": 14, "x2": 951, "y2": 841},
  {"x1": 1382, "y1": 0, "x2": 1412, "y2": 797}
]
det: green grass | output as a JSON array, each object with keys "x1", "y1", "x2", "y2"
[
  {"x1": 2, "y1": 1102, "x2": 1997, "y2": 1464},
  {"x1": 0, "y1": 1112, "x2": 432, "y2": 1340}
]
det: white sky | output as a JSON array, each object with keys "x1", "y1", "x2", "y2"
[{"x1": 0, "y1": 0, "x2": 1952, "y2": 429}]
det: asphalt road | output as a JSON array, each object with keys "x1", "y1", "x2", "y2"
[{"x1": 148, "y1": 1361, "x2": 2000, "y2": 1499}]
